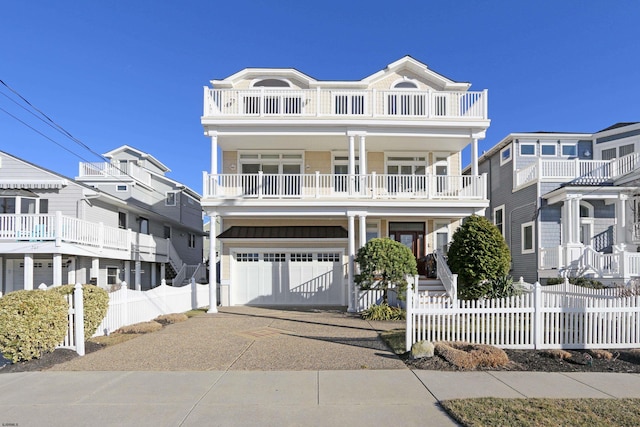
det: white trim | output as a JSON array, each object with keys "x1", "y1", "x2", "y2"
[
  {"x1": 500, "y1": 144, "x2": 512, "y2": 166},
  {"x1": 493, "y1": 204, "x2": 505, "y2": 236},
  {"x1": 519, "y1": 143, "x2": 536, "y2": 156},
  {"x1": 540, "y1": 143, "x2": 557, "y2": 157},
  {"x1": 521, "y1": 221, "x2": 535, "y2": 254},
  {"x1": 165, "y1": 191, "x2": 177, "y2": 206},
  {"x1": 116, "y1": 184, "x2": 128, "y2": 192}
]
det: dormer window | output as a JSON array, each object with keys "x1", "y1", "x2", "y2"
[{"x1": 253, "y1": 79, "x2": 290, "y2": 87}]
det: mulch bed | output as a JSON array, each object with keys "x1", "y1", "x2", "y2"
[
  {"x1": 404, "y1": 348, "x2": 640, "y2": 373},
  {"x1": 0, "y1": 341, "x2": 104, "y2": 374}
]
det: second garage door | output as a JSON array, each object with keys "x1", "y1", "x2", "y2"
[{"x1": 232, "y1": 250, "x2": 344, "y2": 305}]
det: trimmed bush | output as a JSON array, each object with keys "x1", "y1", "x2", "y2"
[
  {"x1": 115, "y1": 321, "x2": 163, "y2": 334},
  {"x1": 154, "y1": 313, "x2": 188, "y2": 325},
  {"x1": 447, "y1": 215, "x2": 511, "y2": 300},
  {"x1": 546, "y1": 276, "x2": 605, "y2": 289},
  {"x1": 52, "y1": 284, "x2": 109, "y2": 337},
  {"x1": 0, "y1": 290, "x2": 68, "y2": 363},
  {"x1": 360, "y1": 303, "x2": 406, "y2": 321},
  {"x1": 356, "y1": 237, "x2": 418, "y2": 304}
]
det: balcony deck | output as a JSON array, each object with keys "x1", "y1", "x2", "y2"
[
  {"x1": 202, "y1": 173, "x2": 487, "y2": 202},
  {"x1": 203, "y1": 88, "x2": 488, "y2": 120}
]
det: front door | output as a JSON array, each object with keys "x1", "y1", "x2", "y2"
[{"x1": 389, "y1": 222, "x2": 425, "y2": 275}]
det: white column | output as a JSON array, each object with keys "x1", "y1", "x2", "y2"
[
  {"x1": 347, "y1": 213, "x2": 356, "y2": 312},
  {"x1": 359, "y1": 135, "x2": 366, "y2": 174},
  {"x1": 348, "y1": 135, "x2": 355, "y2": 195},
  {"x1": 359, "y1": 214, "x2": 367, "y2": 249},
  {"x1": 68, "y1": 257, "x2": 76, "y2": 285},
  {"x1": 471, "y1": 138, "x2": 479, "y2": 176},
  {"x1": 52, "y1": 253, "x2": 62, "y2": 286},
  {"x1": 91, "y1": 258, "x2": 100, "y2": 286},
  {"x1": 160, "y1": 263, "x2": 166, "y2": 282},
  {"x1": 151, "y1": 262, "x2": 157, "y2": 287},
  {"x1": 124, "y1": 260, "x2": 131, "y2": 286},
  {"x1": 24, "y1": 254, "x2": 33, "y2": 290},
  {"x1": 134, "y1": 260, "x2": 142, "y2": 291},
  {"x1": 208, "y1": 213, "x2": 218, "y2": 313},
  {"x1": 210, "y1": 132, "x2": 218, "y2": 175},
  {"x1": 616, "y1": 195, "x2": 628, "y2": 249},
  {"x1": 572, "y1": 197, "x2": 581, "y2": 245}
]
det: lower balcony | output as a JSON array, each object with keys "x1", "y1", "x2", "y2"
[{"x1": 203, "y1": 173, "x2": 487, "y2": 201}]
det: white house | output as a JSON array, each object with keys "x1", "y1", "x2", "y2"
[
  {"x1": 0, "y1": 146, "x2": 205, "y2": 294},
  {"x1": 200, "y1": 56, "x2": 490, "y2": 309}
]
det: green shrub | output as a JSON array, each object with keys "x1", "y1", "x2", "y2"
[
  {"x1": 447, "y1": 215, "x2": 511, "y2": 300},
  {"x1": 52, "y1": 284, "x2": 110, "y2": 336},
  {"x1": 360, "y1": 303, "x2": 406, "y2": 321},
  {"x1": 0, "y1": 290, "x2": 68, "y2": 363},
  {"x1": 483, "y1": 275, "x2": 520, "y2": 299},
  {"x1": 545, "y1": 277, "x2": 605, "y2": 289},
  {"x1": 356, "y1": 238, "x2": 418, "y2": 303}
]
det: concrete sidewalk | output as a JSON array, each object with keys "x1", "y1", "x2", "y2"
[{"x1": 2, "y1": 370, "x2": 640, "y2": 426}]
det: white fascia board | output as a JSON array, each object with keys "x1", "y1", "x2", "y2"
[{"x1": 543, "y1": 186, "x2": 634, "y2": 205}]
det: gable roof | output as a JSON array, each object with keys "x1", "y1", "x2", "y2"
[{"x1": 103, "y1": 145, "x2": 170, "y2": 173}]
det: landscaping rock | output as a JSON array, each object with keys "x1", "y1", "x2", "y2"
[{"x1": 411, "y1": 340, "x2": 434, "y2": 359}]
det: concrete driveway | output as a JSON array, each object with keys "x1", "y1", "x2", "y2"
[{"x1": 51, "y1": 306, "x2": 408, "y2": 371}]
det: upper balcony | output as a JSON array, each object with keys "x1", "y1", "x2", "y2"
[
  {"x1": 77, "y1": 162, "x2": 151, "y2": 186},
  {"x1": 202, "y1": 172, "x2": 487, "y2": 203},
  {"x1": 514, "y1": 153, "x2": 640, "y2": 189},
  {"x1": 203, "y1": 88, "x2": 488, "y2": 121}
]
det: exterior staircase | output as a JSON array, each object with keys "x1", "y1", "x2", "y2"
[{"x1": 418, "y1": 278, "x2": 448, "y2": 296}]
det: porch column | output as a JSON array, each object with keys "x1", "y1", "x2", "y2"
[
  {"x1": 210, "y1": 131, "x2": 218, "y2": 175},
  {"x1": 134, "y1": 260, "x2": 142, "y2": 291},
  {"x1": 359, "y1": 134, "x2": 367, "y2": 175},
  {"x1": 471, "y1": 138, "x2": 479, "y2": 176},
  {"x1": 91, "y1": 258, "x2": 100, "y2": 286},
  {"x1": 24, "y1": 254, "x2": 33, "y2": 290},
  {"x1": 67, "y1": 257, "x2": 76, "y2": 285},
  {"x1": 151, "y1": 262, "x2": 157, "y2": 287},
  {"x1": 359, "y1": 214, "x2": 367, "y2": 249},
  {"x1": 52, "y1": 253, "x2": 62, "y2": 286},
  {"x1": 208, "y1": 213, "x2": 218, "y2": 313},
  {"x1": 124, "y1": 260, "x2": 131, "y2": 286},
  {"x1": 572, "y1": 197, "x2": 581, "y2": 245},
  {"x1": 347, "y1": 212, "x2": 356, "y2": 312},
  {"x1": 616, "y1": 195, "x2": 628, "y2": 250},
  {"x1": 348, "y1": 134, "x2": 355, "y2": 195},
  {"x1": 160, "y1": 263, "x2": 166, "y2": 282}
]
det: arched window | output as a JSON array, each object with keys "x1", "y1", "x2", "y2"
[
  {"x1": 252, "y1": 79, "x2": 290, "y2": 87},
  {"x1": 579, "y1": 201, "x2": 594, "y2": 218},
  {"x1": 393, "y1": 81, "x2": 418, "y2": 89}
]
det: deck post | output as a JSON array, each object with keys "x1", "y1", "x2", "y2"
[{"x1": 74, "y1": 283, "x2": 85, "y2": 356}]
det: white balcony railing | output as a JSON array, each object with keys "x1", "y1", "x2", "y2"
[
  {"x1": 203, "y1": 88, "x2": 488, "y2": 120},
  {"x1": 0, "y1": 213, "x2": 167, "y2": 260},
  {"x1": 78, "y1": 162, "x2": 151, "y2": 186},
  {"x1": 202, "y1": 173, "x2": 487, "y2": 201},
  {"x1": 515, "y1": 153, "x2": 640, "y2": 188}
]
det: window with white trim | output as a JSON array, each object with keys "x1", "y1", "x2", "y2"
[
  {"x1": 291, "y1": 253, "x2": 313, "y2": 262},
  {"x1": 107, "y1": 267, "x2": 118, "y2": 285},
  {"x1": 541, "y1": 144, "x2": 556, "y2": 156},
  {"x1": 521, "y1": 221, "x2": 535, "y2": 254},
  {"x1": 116, "y1": 185, "x2": 128, "y2": 192},
  {"x1": 264, "y1": 253, "x2": 286, "y2": 262},
  {"x1": 620, "y1": 144, "x2": 635, "y2": 157},
  {"x1": 561, "y1": 144, "x2": 577, "y2": 157},
  {"x1": 165, "y1": 192, "x2": 177, "y2": 206},
  {"x1": 317, "y1": 253, "x2": 340, "y2": 262},
  {"x1": 520, "y1": 144, "x2": 535, "y2": 156},
  {"x1": 237, "y1": 253, "x2": 259, "y2": 262},
  {"x1": 493, "y1": 205, "x2": 505, "y2": 235},
  {"x1": 601, "y1": 147, "x2": 616, "y2": 160},
  {"x1": 500, "y1": 145, "x2": 512, "y2": 165}
]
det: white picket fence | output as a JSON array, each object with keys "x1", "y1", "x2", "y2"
[
  {"x1": 406, "y1": 277, "x2": 640, "y2": 351},
  {"x1": 56, "y1": 283, "x2": 86, "y2": 356},
  {"x1": 95, "y1": 280, "x2": 210, "y2": 336}
]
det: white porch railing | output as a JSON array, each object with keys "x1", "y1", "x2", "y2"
[
  {"x1": 406, "y1": 281, "x2": 640, "y2": 351},
  {"x1": 434, "y1": 249, "x2": 457, "y2": 302},
  {"x1": 515, "y1": 153, "x2": 640, "y2": 188},
  {"x1": 78, "y1": 162, "x2": 151, "y2": 186},
  {"x1": 203, "y1": 173, "x2": 487, "y2": 201},
  {"x1": 204, "y1": 88, "x2": 488, "y2": 120},
  {"x1": 540, "y1": 245, "x2": 640, "y2": 282}
]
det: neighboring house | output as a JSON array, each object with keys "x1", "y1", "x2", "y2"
[
  {"x1": 0, "y1": 147, "x2": 204, "y2": 294},
  {"x1": 200, "y1": 56, "x2": 490, "y2": 309},
  {"x1": 473, "y1": 122, "x2": 640, "y2": 285}
]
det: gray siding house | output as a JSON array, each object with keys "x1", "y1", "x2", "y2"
[
  {"x1": 0, "y1": 146, "x2": 204, "y2": 294},
  {"x1": 474, "y1": 123, "x2": 640, "y2": 285}
]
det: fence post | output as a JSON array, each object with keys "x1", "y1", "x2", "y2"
[
  {"x1": 121, "y1": 281, "x2": 128, "y2": 329},
  {"x1": 74, "y1": 283, "x2": 85, "y2": 356},
  {"x1": 533, "y1": 281, "x2": 542, "y2": 349},
  {"x1": 405, "y1": 274, "x2": 416, "y2": 352},
  {"x1": 191, "y1": 277, "x2": 197, "y2": 309}
]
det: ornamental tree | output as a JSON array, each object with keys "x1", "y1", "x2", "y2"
[
  {"x1": 355, "y1": 237, "x2": 418, "y2": 304},
  {"x1": 447, "y1": 215, "x2": 511, "y2": 299}
]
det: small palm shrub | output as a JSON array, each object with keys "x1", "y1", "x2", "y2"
[
  {"x1": 52, "y1": 284, "x2": 109, "y2": 337},
  {"x1": 360, "y1": 303, "x2": 406, "y2": 321},
  {"x1": 0, "y1": 290, "x2": 68, "y2": 362},
  {"x1": 483, "y1": 275, "x2": 520, "y2": 299}
]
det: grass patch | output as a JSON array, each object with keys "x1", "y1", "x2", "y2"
[
  {"x1": 154, "y1": 313, "x2": 188, "y2": 325},
  {"x1": 441, "y1": 398, "x2": 640, "y2": 426},
  {"x1": 380, "y1": 329, "x2": 406, "y2": 354},
  {"x1": 185, "y1": 308, "x2": 209, "y2": 318},
  {"x1": 88, "y1": 333, "x2": 138, "y2": 347}
]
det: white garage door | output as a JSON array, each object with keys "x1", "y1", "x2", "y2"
[{"x1": 232, "y1": 251, "x2": 344, "y2": 305}]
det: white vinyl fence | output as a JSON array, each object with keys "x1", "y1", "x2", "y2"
[
  {"x1": 406, "y1": 278, "x2": 640, "y2": 351},
  {"x1": 95, "y1": 279, "x2": 210, "y2": 336}
]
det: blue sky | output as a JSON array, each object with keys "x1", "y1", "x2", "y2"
[{"x1": 2, "y1": 1, "x2": 639, "y2": 193}]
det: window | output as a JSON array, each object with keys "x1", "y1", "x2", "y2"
[
  {"x1": 601, "y1": 147, "x2": 616, "y2": 161},
  {"x1": 118, "y1": 212, "x2": 127, "y2": 229},
  {"x1": 620, "y1": 144, "x2": 635, "y2": 157},
  {"x1": 493, "y1": 205, "x2": 505, "y2": 235},
  {"x1": 188, "y1": 233, "x2": 196, "y2": 248},
  {"x1": 165, "y1": 192, "x2": 177, "y2": 206},
  {"x1": 253, "y1": 79, "x2": 290, "y2": 87},
  {"x1": 317, "y1": 253, "x2": 340, "y2": 262},
  {"x1": 107, "y1": 267, "x2": 118, "y2": 285},
  {"x1": 541, "y1": 144, "x2": 556, "y2": 156},
  {"x1": 163, "y1": 225, "x2": 171, "y2": 239},
  {"x1": 39, "y1": 199, "x2": 48, "y2": 214},
  {"x1": 366, "y1": 222, "x2": 380, "y2": 242},
  {"x1": 0, "y1": 197, "x2": 16, "y2": 213},
  {"x1": 520, "y1": 144, "x2": 535, "y2": 156},
  {"x1": 116, "y1": 185, "x2": 128, "y2": 192},
  {"x1": 500, "y1": 145, "x2": 512, "y2": 165},
  {"x1": 521, "y1": 221, "x2": 535, "y2": 254},
  {"x1": 291, "y1": 253, "x2": 313, "y2": 262},
  {"x1": 561, "y1": 144, "x2": 577, "y2": 157},
  {"x1": 264, "y1": 253, "x2": 286, "y2": 262},
  {"x1": 139, "y1": 217, "x2": 149, "y2": 234},
  {"x1": 237, "y1": 253, "x2": 259, "y2": 262}
]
